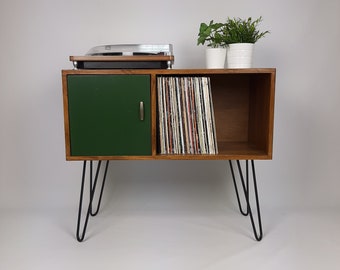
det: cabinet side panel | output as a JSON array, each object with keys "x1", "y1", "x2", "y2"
[
  {"x1": 248, "y1": 73, "x2": 274, "y2": 158},
  {"x1": 62, "y1": 72, "x2": 72, "y2": 158}
]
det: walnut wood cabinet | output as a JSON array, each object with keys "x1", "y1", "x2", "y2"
[{"x1": 62, "y1": 68, "x2": 275, "y2": 161}]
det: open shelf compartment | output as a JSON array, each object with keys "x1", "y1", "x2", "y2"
[{"x1": 153, "y1": 70, "x2": 275, "y2": 160}]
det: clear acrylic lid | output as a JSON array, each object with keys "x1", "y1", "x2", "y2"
[{"x1": 86, "y1": 44, "x2": 173, "y2": 56}]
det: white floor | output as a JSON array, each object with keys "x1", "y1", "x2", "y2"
[{"x1": 1, "y1": 203, "x2": 339, "y2": 270}]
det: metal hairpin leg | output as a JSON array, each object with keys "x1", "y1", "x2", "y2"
[
  {"x1": 229, "y1": 160, "x2": 263, "y2": 241},
  {"x1": 76, "y1": 160, "x2": 109, "y2": 242}
]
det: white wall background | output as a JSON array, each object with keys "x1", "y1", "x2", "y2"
[{"x1": 0, "y1": 0, "x2": 339, "y2": 261}]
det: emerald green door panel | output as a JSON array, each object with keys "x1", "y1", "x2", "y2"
[{"x1": 67, "y1": 75, "x2": 151, "y2": 156}]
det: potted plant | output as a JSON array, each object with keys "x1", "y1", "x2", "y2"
[
  {"x1": 223, "y1": 16, "x2": 269, "y2": 68},
  {"x1": 197, "y1": 20, "x2": 227, "y2": 68}
]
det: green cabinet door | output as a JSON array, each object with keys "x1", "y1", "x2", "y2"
[{"x1": 67, "y1": 74, "x2": 151, "y2": 156}]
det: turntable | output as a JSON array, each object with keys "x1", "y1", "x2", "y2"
[{"x1": 70, "y1": 44, "x2": 174, "y2": 69}]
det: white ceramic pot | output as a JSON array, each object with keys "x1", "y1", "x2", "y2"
[
  {"x1": 206, "y1": 47, "x2": 227, "y2": 69},
  {"x1": 226, "y1": 43, "x2": 254, "y2": 68}
]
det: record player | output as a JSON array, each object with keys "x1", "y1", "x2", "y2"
[{"x1": 70, "y1": 44, "x2": 174, "y2": 69}]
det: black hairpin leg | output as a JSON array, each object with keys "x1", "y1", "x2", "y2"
[
  {"x1": 76, "y1": 160, "x2": 109, "y2": 242},
  {"x1": 229, "y1": 160, "x2": 263, "y2": 241}
]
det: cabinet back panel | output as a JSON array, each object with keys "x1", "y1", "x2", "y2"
[{"x1": 211, "y1": 74, "x2": 250, "y2": 143}]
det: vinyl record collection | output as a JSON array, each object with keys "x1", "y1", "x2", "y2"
[{"x1": 157, "y1": 76, "x2": 218, "y2": 154}]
